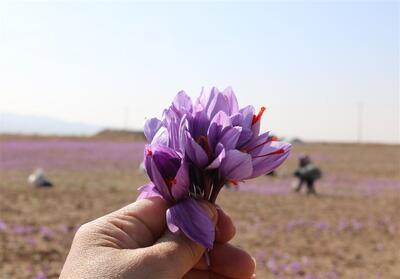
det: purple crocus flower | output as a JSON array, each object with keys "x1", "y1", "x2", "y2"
[
  {"x1": 34, "y1": 271, "x2": 47, "y2": 279},
  {"x1": 138, "y1": 87, "x2": 291, "y2": 249}
]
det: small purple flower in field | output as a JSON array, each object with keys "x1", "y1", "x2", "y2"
[
  {"x1": 314, "y1": 221, "x2": 330, "y2": 232},
  {"x1": 351, "y1": 219, "x2": 364, "y2": 232},
  {"x1": 287, "y1": 219, "x2": 306, "y2": 231},
  {"x1": 39, "y1": 226, "x2": 54, "y2": 241},
  {"x1": 336, "y1": 219, "x2": 349, "y2": 233},
  {"x1": 13, "y1": 224, "x2": 34, "y2": 235},
  {"x1": 0, "y1": 221, "x2": 8, "y2": 231},
  {"x1": 267, "y1": 257, "x2": 279, "y2": 274},
  {"x1": 254, "y1": 250, "x2": 267, "y2": 261},
  {"x1": 25, "y1": 236, "x2": 37, "y2": 247},
  {"x1": 304, "y1": 274, "x2": 320, "y2": 279},
  {"x1": 34, "y1": 271, "x2": 47, "y2": 279},
  {"x1": 301, "y1": 256, "x2": 309, "y2": 266},
  {"x1": 289, "y1": 260, "x2": 302, "y2": 274},
  {"x1": 138, "y1": 87, "x2": 291, "y2": 248},
  {"x1": 59, "y1": 224, "x2": 75, "y2": 233}
]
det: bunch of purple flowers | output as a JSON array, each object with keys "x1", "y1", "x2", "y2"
[{"x1": 138, "y1": 87, "x2": 291, "y2": 249}]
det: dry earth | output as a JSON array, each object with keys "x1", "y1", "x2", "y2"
[{"x1": 0, "y1": 138, "x2": 399, "y2": 279}]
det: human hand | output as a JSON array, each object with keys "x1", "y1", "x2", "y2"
[{"x1": 60, "y1": 197, "x2": 256, "y2": 279}]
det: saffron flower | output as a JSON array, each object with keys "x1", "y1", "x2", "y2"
[{"x1": 138, "y1": 87, "x2": 291, "y2": 249}]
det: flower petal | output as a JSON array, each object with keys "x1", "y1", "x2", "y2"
[
  {"x1": 230, "y1": 113, "x2": 243, "y2": 126},
  {"x1": 242, "y1": 131, "x2": 270, "y2": 153},
  {"x1": 172, "y1": 91, "x2": 193, "y2": 116},
  {"x1": 150, "y1": 145, "x2": 181, "y2": 178},
  {"x1": 219, "y1": 126, "x2": 242, "y2": 150},
  {"x1": 220, "y1": 150, "x2": 253, "y2": 180},
  {"x1": 137, "y1": 183, "x2": 163, "y2": 201},
  {"x1": 207, "y1": 91, "x2": 230, "y2": 120},
  {"x1": 151, "y1": 126, "x2": 169, "y2": 146},
  {"x1": 144, "y1": 118, "x2": 163, "y2": 142},
  {"x1": 222, "y1": 86, "x2": 239, "y2": 115},
  {"x1": 171, "y1": 162, "x2": 190, "y2": 201},
  {"x1": 150, "y1": 159, "x2": 174, "y2": 202},
  {"x1": 237, "y1": 128, "x2": 253, "y2": 148},
  {"x1": 249, "y1": 141, "x2": 291, "y2": 178},
  {"x1": 206, "y1": 143, "x2": 226, "y2": 170},
  {"x1": 207, "y1": 111, "x2": 232, "y2": 150},
  {"x1": 239, "y1": 105, "x2": 255, "y2": 129},
  {"x1": 184, "y1": 131, "x2": 209, "y2": 168},
  {"x1": 166, "y1": 198, "x2": 215, "y2": 249}
]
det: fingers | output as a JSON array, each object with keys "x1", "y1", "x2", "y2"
[
  {"x1": 194, "y1": 243, "x2": 256, "y2": 279},
  {"x1": 183, "y1": 270, "x2": 249, "y2": 279},
  {"x1": 102, "y1": 198, "x2": 234, "y2": 251},
  {"x1": 143, "y1": 202, "x2": 218, "y2": 278},
  {"x1": 106, "y1": 197, "x2": 169, "y2": 248},
  {"x1": 215, "y1": 207, "x2": 236, "y2": 243}
]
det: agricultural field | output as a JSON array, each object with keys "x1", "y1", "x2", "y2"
[{"x1": 0, "y1": 137, "x2": 399, "y2": 279}]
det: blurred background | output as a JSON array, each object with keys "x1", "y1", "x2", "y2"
[{"x1": 0, "y1": 1, "x2": 399, "y2": 279}]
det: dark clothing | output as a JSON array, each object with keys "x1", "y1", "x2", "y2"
[
  {"x1": 294, "y1": 163, "x2": 321, "y2": 194},
  {"x1": 295, "y1": 178, "x2": 316, "y2": 194}
]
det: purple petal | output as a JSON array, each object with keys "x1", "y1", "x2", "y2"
[
  {"x1": 230, "y1": 113, "x2": 243, "y2": 126},
  {"x1": 191, "y1": 109, "x2": 209, "y2": 139},
  {"x1": 219, "y1": 126, "x2": 242, "y2": 150},
  {"x1": 247, "y1": 135, "x2": 281, "y2": 157},
  {"x1": 145, "y1": 145, "x2": 181, "y2": 180},
  {"x1": 172, "y1": 91, "x2": 193, "y2": 116},
  {"x1": 249, "y1": 141, "x2": 291, "y2": 178},
  {"x1": 137, "y1": 183, "x2": 163, "y2": 200},
  {"x1": 243, "y1": 131, "x2": 270, "y2": 153},
  {"x1": 144, "y1": 118, "x2": 163, "y2": 142},
  {"x1": 237, "y1": 128, "x2": 253, "y2": 148},
  {"x1": 220, "y1": 150, "x2": 253, "y2": 180},
  {"x1": 207, "y1": 143, "x2": 226, "y2": 170},
  {"x1": 196, "y1": 87, "x2": 217, "y2": 111},
  {"x1": 184, "y1": 131, "x2": 209, "y2": 168},
  {"x1": 166, "y1": 198, "x2": 215, "y2": 249},
  {"x1": 222, "y1": 86, "x2": 239, "y2": 114},
  {"x1": 162, "y1": 108, "x2": 182, "y2": 150},
  {"x1": 171, "y1": 162, "x2": 190, "y2": 201},
  {"x1": 151, "y1": 126, "x2": 169, "y2": 146},
  {"x1": 207, "y1": 111, "x2": 231, "y2": 150},
  {"x1": 150, "y1": 159, "x2": 174, "y2": 202},
  {"x1": 239, "y1": 105, "x2": 255, "y2": 129},
  {"x1": 207, "y1": 91, "x2": 230, "y2": 120}
]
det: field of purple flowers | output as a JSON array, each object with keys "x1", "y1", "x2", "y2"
[{"x1": 0, "y1": 138, "x2": 399, "y2": 278}]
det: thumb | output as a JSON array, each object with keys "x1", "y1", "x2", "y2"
[{"x1": 146, "y1": 202, "x2": 218, "y2": 278}]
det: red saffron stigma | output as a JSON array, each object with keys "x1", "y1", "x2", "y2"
[
  {"x1": 146, "y1": 148, "x2": 153, "y2": 156},
  {"x1": 252, "y1": 106, "x2": 266, "y2": 125},
  {"x1": 166, "y1": 178, "x2": 177, "y2": 187},
  {"x1": 252, "y1": 148, "x2": 285, "y2": 159},
  {"x1": 243, "y1": 138, "x2": 273, "y2": 153},
  {"x1": 229, "y1": 179, "x2": 239, "y2": 186}
]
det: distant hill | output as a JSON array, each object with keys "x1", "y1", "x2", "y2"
[
  {"x1": 93, "y1": 129, "x2": 145, "y2": 141},
  {"x1": 0, "y1": 112, "x2": 102, "y2": 135}
]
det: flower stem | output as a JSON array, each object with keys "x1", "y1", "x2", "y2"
[{"x1": 209, "y1": 181, "x2": 225, "y2": 203}]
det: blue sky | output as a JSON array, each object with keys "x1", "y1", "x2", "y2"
[{"x1": 0, "y1": 1, "x2": 398, "y2": 143}]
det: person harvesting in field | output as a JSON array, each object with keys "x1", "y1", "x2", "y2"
[{"x1": 293, "y1": 154, "x2": 321, "y2": 195}]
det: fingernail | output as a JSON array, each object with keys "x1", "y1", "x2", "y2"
[
  {"x1": 252, "y1": 256, "x2": 257, "y2": 267},
  {"x1": 251, "y1": 274, "x2": 256, "y2": 279}
]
